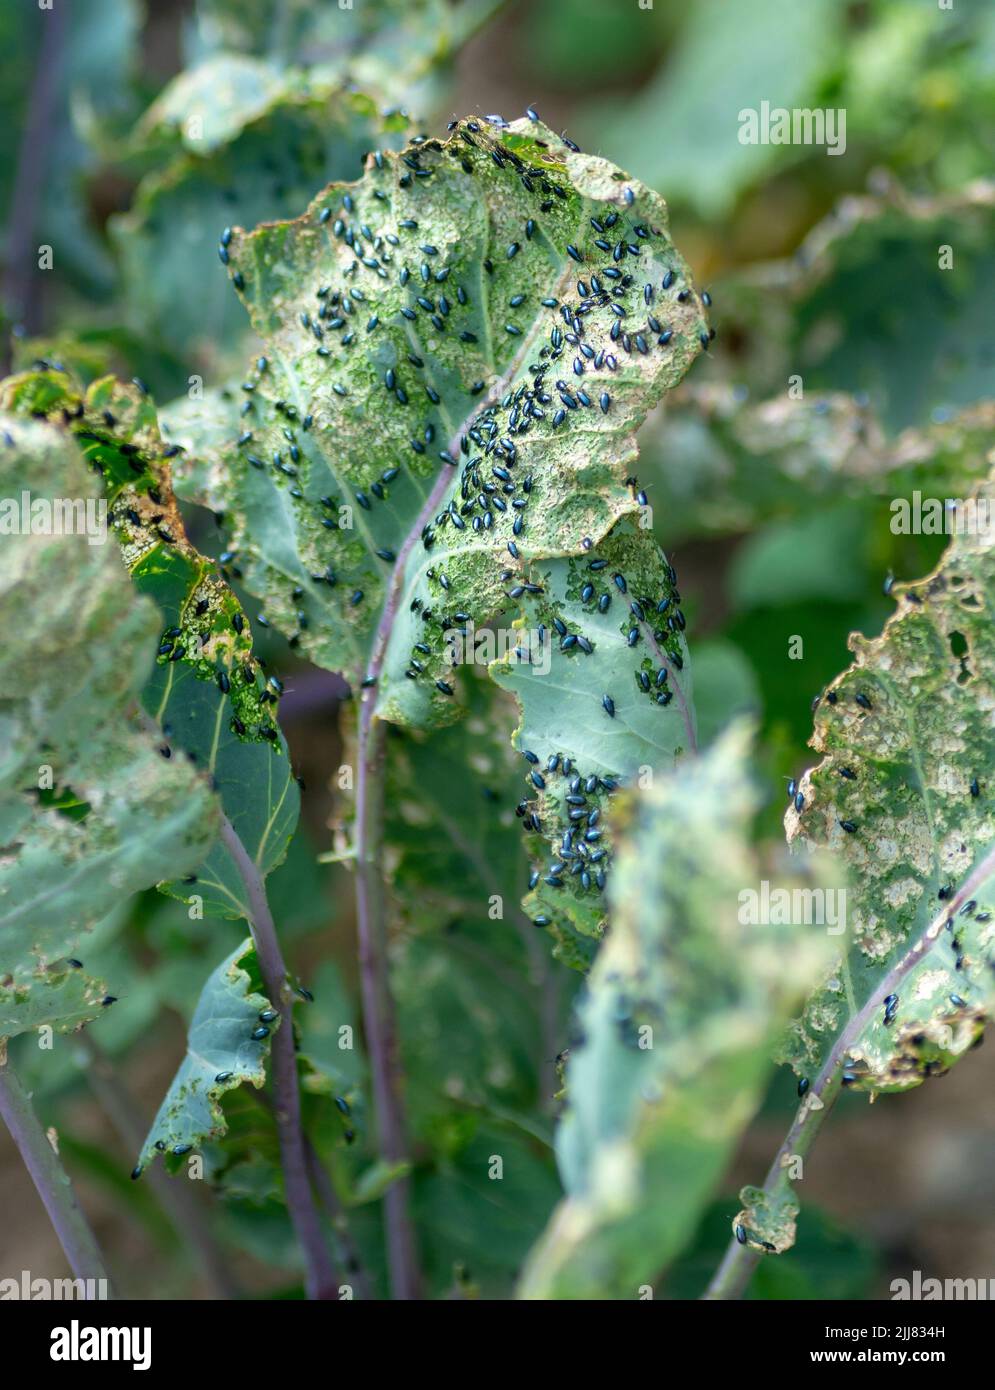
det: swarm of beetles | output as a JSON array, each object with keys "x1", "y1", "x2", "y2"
[{"x1": 213, "y1": 109, "x2": 708, "y2": 941}]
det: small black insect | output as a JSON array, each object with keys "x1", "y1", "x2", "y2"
[
  {"x1": 215, "y1": 1071, "x2": 233, "y2": 1083},
  {"x1": 735, "y1": 1224, "x2": 747, "y2": 1246},
  {"x1": 602, "y1": 694, "x2": 615, "y2": 718},
  {"x1": 854, "y1": 692, "x2": 872, "y2": 710},
  {"x1": 251, "y1": 1026, "x2": 270, "y2": 1041},
  {"x1": 839, "y1": 819, "x2": 858, "y2": 834},
  {"x1": 797, "y1": 1077, "x2": 810, "y2": 1098}
]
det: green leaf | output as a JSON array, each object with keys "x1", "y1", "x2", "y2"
[
  {"x1": 164, "y1": 115, "x2": 707, "y2": 708},
  {"x1": 188, "y1": 0, "x2": 502, "y2": 97},
  {"x1": 136, "y1": 940, "x2": 275, "y2": 1171},
  {"x1": 645, "y1": 386, "x2": 995, "y2": 542},
  {"x1": 0, "y1": 413, "x2": 218, "y2": 1041},
  {"x1": 783, "y1": 468, "x2": 995, "y2": 1092},
  {"x1": 113, "y1": 89, "x2": 410, "y2": 385},
  {"x1": 702, "y1": 185, "x2": 995, "y2": 433},
  {"x1": 1, "y1": 369, "x2": 301, "y2": 919},
  {"x1": 581, "y1": 0, "x2": 841, "y2": 218},
  {"x1": 490, "y1": 521, "x2": 695, "y2": 967},
  {"x1": 518, "y1": 723, "x2": 832, "y2": 1298}
]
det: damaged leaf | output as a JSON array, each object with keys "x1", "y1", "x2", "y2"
[
  {"x1": 0, "y1": 414, "x2": 218, "y2": 1040},
  {"x1": 518, "y1": 724, "x2": 831, "y2": 1298},
  {"x1": 136, "y1": 939, "x2": 275, "y2": 1171},
  {"x1": 784, "y1": 470, "x2": 995, "y2": 1092}
]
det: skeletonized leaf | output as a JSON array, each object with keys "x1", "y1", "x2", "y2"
[
  {"x1": 1, "y1": 370, "x2": 300, "y2": 919},
  {"x1": 784, "y1": 470, "x2": 995, "y2": 1091},
  {"x1": 136, "y1": 940, "x2": 275, "y2": 1172},
  {"x1": 0, "y1": 414, "x2": 218, "y2": 1040},
  {"x1": 164, "y1": 115, "x2": 707, "y2": 725},
  {"x1": 518, "y1": 724, "x2": 831, "y2": 1298},
  {"x1": 646, "y1": 388, "x2": 995, "y2": 542},
  {"x1": 701, "y1": 183, "x2": 995, "y2": 431}
]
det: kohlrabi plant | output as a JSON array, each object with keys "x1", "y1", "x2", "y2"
[{"x1": 3, "y1": 0, "x2": 995, "y2": 1310}]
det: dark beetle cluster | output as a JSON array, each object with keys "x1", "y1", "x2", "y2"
[
  {"x1": 517, "y1": 750, "x2": 619, "y2": 911},
  {"x1": 218, "y1": 110, "x2": 707, "y2": 707}
]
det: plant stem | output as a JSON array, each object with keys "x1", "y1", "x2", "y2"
[
  {"x1": 77, "y1": 1033, "x2": 240, "y2": 1299},
  {"x1": 302, "y1": 1137, "x2": 374, "y2": 1301},
  {"x1": 218, "y1": 813, "x2": 338, "y2": 1300},
  {"x1": 0, "y1": 1053, "x2": 113, "y2": 1295},
  {"x1": 1, "y1": 0, "x2": 65, "y2": 366},
  {"x1": 354, "y1": 711, "x2": 421, "y2": 1299},
  {"x1": 351, "y1": 261, "x2": 590, "y2": 1298},
  {"x1": 703, "y1": 842, "x2": 995, "y2": 1299}
]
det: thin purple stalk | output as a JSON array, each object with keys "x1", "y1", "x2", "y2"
[
  {"x1": 218, "y1": 813, "x2": 338, "y2": 1300},
  {"x1": 0, "y1": 1055, "x2": 113, "y2": 1295},
  {"x1": 1, "y1": 2, "x2": 65, "y2": 364},
  {"x1": 351, "y1": 263, "x2": 584, "y2": 1299},
  {"x1": 704, "y1": 842, "x2": 995, "y2": 1299}
]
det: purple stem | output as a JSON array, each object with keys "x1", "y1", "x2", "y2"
[
  {"x1": 704, "y1": 841, "x2": 995, "y2": 1299},
  {"x1": 0, "y1": 1056, "x2": 113, "y2": 1295},
  {"x1": 350, "y1": 267, "x2": 583, "y2": 1299},
  {"x1": 1, "y1": 2, "x2": 65, "y2": 362},
  {"x1": 218, "y1": 813, "x2": 339, "y2": 1300}
]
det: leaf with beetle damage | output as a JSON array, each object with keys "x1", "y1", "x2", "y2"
[
  {"x1": 783, "y1": 469, "x2": 995, "y2": 1093},
  {"x1": 136, "y1": 939, "x2": 275, "y2": 1173},
  {"x1": 0, "y1": 413, "x2": 218, "y2": 1041},
  {"x1": 0, "y1": 369, "x2": 300, "y2": 921},
  {"x1": 162, "y1": 114, "x2": 708, "y2": 731}
]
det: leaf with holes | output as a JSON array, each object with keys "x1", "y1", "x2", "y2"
[
  {"x1": 783, "y1": 468, "x2": 995, "y2": 1093},
  {"x1": 0, "y1": 413, "x2": 218, "y2": 1041},
  {"x1": 0, "y1": 369, "x2": 299, "y2": 920},
  {"x1": 645, "y1": 387, "x2": 995, "y2": 543},
  {"x1": 163, "y1": 114, "x2": 707, "y2": 721}
]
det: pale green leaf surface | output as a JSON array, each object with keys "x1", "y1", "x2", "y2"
[
  {"x1": 518, "y1": 724, "x2": 831, "y2": 1298},
  {"x1": 783, "y1": 470, "x2": 995, "y2": 1091},
  {"x1": 0, "y1": 413, "x2": 218, "y2": 1040},
  {"x1": 137, "y1": 939, "x2": 275, "y2": 1170},
  {"x1": 164, "y1": 115, "x2": 708, "y2": 726}
]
